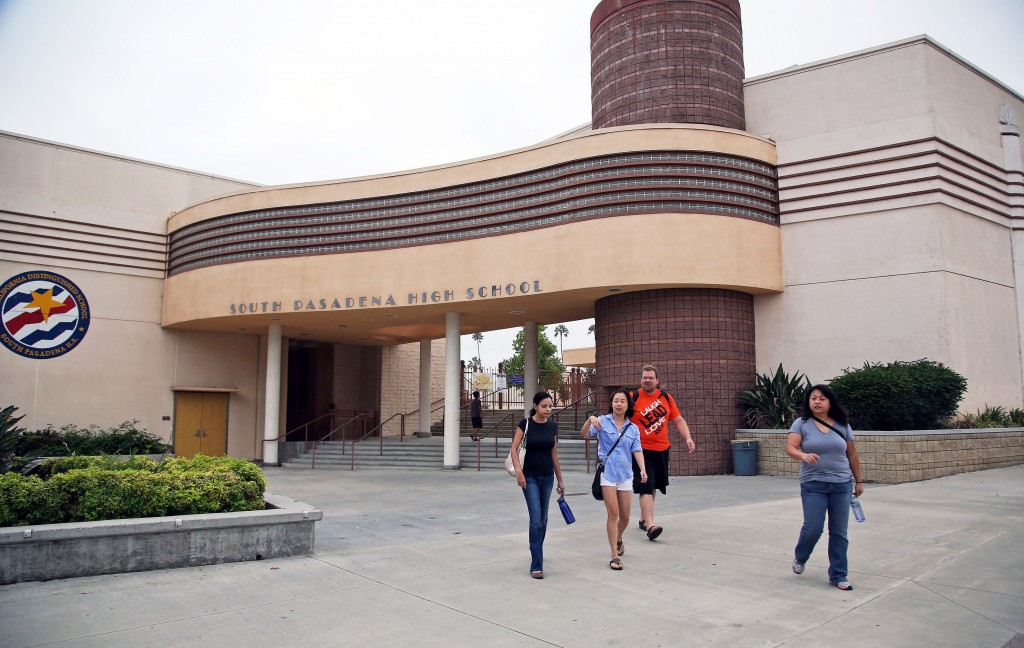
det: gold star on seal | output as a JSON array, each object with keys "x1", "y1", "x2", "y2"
[{"x1": 25, "y1": 288, "x2": 65, "y2": 322}]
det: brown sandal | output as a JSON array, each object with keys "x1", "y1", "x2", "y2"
[{"x1": 609, "y1": 558, "x2": 623, "y2": 570}]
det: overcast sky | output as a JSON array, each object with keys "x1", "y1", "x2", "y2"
[{"x1": 1, "y1": 0, "x2": 1021, "y2": 366}]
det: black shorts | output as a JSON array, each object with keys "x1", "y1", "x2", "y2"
[
  {"x1": 633, "y1": 448, "x2": 670, "y2": 495},
  {"x1": 471, "y1": 416, "x2": 483, "y2": 428}
]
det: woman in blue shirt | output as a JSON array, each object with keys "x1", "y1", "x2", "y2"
[
  {"x1": 582, "y1": 388, "x2": 647, "y2": 570},
  {"x1": 786, "y1": 384, "x2": 864, "y2": 590}
]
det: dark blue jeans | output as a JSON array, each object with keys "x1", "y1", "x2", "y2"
[
  {"x1": 794, "y1": 479, "x2": 852, "y2": 583},
  {"x1": 522, "y1": 473, "x2": 554, "y2": 572}
]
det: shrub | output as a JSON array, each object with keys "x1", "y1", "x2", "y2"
[
  {"x1": 0, "y1": 473, "x2": 65, "y2": 527},
  {"x1": 953, "y1": 405, "x2": 1024, "y2": 429},
  {"x1": 736, "y1": 364, "x2": 811, "y2": 429},
  {"x1": 15, "y1": 420, "x2": 172, "y2": 457},
  {"x1": 827, "y1": 359, "x2": 967, "y2": 430},
  {"x1": 0, "y1": 454, "x2": 264, "y2": 526},
  {"x1": 37, "y1": 455, "x2": 159, "y2": 479}
]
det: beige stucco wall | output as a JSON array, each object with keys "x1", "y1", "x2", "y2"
[
  {"x1": 745, "y1": 38, "x2": 1024, "y2": 412},
  {"x1": 0, "y1": 132, "x2": 263, "y2": 449}
]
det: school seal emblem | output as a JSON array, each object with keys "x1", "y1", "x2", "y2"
[{"x1": 0, "y1": 271, "x2": 91, "y2": 359}]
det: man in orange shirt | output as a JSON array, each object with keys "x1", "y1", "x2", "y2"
[{"x1": 629, "y1": 364, "x2": 696, "y2": 541}]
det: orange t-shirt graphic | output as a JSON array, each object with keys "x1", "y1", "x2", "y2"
[{"x1": 629, "y1": 389, "x2": 680, "y2": 452}]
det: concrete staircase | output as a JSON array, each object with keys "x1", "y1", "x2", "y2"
[
  {"x1": 429, "y1": 408, "x2": 595, "y2": 439},
  {"x1": 280, "y1": 436, "x2": 597, "y2": 472}
]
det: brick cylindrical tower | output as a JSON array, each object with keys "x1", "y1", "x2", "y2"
[
  {"x1": 594, "y1": 288, "x2": 756, "y2": 475},
  {"x1": 591, "y1": 0, "x2": 746, "y2": 130}
]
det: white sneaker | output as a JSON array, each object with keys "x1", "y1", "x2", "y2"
[{"x1": 792, "y1": 561, "x2": 805, "y2": 574}]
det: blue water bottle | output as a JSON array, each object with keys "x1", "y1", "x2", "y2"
[
  {"x1": 850, "y1": 495, "x2": 865, "y2": 523},
  {"x1": 557, "y1": 496, "x2": 576, "y2": 525}
]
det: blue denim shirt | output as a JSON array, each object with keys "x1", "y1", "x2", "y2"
[{"x1": 587, "y1": 414, "x2": 642, "y2": 483}]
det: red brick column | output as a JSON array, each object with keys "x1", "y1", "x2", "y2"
[
  {"x1": 591, "y1": 0, "x2": 746, "y2": 130},
  {"x1": 594, "y1": 288, "x2": 755, "y2": 475}
]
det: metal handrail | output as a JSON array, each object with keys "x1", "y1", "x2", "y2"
[
  {"x1": 472, "y1": 412, "x2": 516, "y2": 471},
  {"x1": 404, "y1": 396, "x2": 446, "y2": 420},
  {"x1": 310, "y1": 412, "x2": 374, "y2": 469},
  {"x1": 272, "y1": 411, "x2": 334, "y2": 444},
  {"x1": 468, "y1": 391, "x2": 596, "y2": 471},
  {"x1": 552, "y1": 390, "x2": 596, "y2": 433},
  {"x1": 580, "y1": 407, "x2": 598, "y2": 472},
  {"x1": 347, "y1": 395, "x2": 476, "y2": 470},
  {"x1": 346, "y1": 411, "x2": 407, "y2": 469}
]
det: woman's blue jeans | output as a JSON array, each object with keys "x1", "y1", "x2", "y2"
[
  {"x1": 794, "y1": 479, "x2": 852, "y2": 583},
  {"x1": 522, "y1": 473, "x2": 554, "y2": 572}
]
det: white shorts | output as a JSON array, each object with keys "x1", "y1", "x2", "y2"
[{"x1": 600, "y1": 474, "x2": 632, "y2": 491}]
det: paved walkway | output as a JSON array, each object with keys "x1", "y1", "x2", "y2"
[{"x1": 2, "y1": 465, "x2": 1022, "y2": 647}]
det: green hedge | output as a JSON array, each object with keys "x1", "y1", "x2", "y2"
[
  {"x1": 828, "y1": 359, "x2": 967, "y2": 430},
  {"x1": 0, "y1": 454, "x2": 266, "y2": 527},
  {"x1": 14, "y1": 419, "x2": 172, "y2": 457}
]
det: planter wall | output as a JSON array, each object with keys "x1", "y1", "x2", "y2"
[
  {"x1": 0, "y1": 494, "x2": 322, "y2": 585},
  {"x1": 734, "y1": 428, "x2": 1024, "y2": 483}
]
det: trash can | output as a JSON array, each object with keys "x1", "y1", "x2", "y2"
[{"x1": 731, "y1": 439, "x2": 758, "y2": 476}]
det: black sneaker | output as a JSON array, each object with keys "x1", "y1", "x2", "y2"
[{"x1": 639, "y1": 520, "x2": 647, "y2": 531}]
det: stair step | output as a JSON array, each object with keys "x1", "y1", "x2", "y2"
[{"x1": 281, "y1": 436, "x2": 598, "y2": 471}]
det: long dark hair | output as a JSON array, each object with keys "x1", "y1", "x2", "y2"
[
  {"x1": 529, "y1": 391, "x2": 552, "y2": 417},
  {"x1": 607, "y1": 388, "x2": 635, "y2": 419},
  {"x1": 800, "y1": 384, "x2": 849, "y2": 426}
]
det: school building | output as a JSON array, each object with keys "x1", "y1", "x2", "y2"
[{"x1": 2, "y1": 0, "x2": 1022, "y2": 475}]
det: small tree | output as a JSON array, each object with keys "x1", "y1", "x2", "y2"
[
  {"x1": 502, "y1": 325, "x2": 565, "y2": 381},
  {"x1": 827, "y1": 359, "x2": 967, "y2": 430}
]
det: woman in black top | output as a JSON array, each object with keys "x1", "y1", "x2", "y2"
[{"x1": 510, "y1": 391, "x2": 565, "y2": 579}]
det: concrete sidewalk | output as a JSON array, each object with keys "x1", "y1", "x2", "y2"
[{"x1": 1, "y1": 465, "x2": 1021, "y2": 647}]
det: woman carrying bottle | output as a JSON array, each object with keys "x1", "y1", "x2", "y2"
[
  {"x1": 582, "y1": 388, "x2": 647, "y2": 571},
  {"x1": 510, "y1": 391, "x2": 564, "y2": 579},
  {"x1": 786, "y1": 384, "x2": 864, "y2": 590}
]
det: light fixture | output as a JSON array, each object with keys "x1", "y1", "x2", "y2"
[
  {"x1": 384, "y1": 314, "x2": 397, "y2": 318},
  {"x1": 607, "y1": 288, "x2": 623, "y2": 293},
  {"x1": 509, "y1": 310, "x2": 526, "y2": 315},
  {"x1": 270, "y1": 317, "x2": 281, "y2": 321},
  {"x1": 337, "y1": 324, "x2": 348, "y2": 328}
]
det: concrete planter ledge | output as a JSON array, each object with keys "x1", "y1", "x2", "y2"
[
  {"x1": 0, "y1": 493, "x2": 323, "y2": 585},
  {"x1": 735, "y1": 427, "x2": 1024, "y2": 483}
]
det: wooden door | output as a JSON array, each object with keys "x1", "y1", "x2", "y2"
[
  {"x1": 199, "y1": 392, "x2": 228, "y2": 455},
  {"x1": 173, "y1": 392, "x2": 229, "y2": 458}
]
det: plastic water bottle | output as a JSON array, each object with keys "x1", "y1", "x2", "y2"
[{"x1": 850, "y1": 495, "x2": 866, "y2": 523}]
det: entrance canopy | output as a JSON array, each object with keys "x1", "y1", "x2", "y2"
[{"x1": 163, "y1": 125, "x2": 781, "y2": 343}]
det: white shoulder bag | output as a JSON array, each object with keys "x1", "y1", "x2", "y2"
[{"x1": 504, "y1": 418, "x2": 528, "y2": 477}]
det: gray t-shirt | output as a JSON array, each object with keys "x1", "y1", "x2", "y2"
[{"x1": 790, "y1": 417, "x2": 854, "y2": 483}]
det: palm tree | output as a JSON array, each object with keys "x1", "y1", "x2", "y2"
[
  {"x1": 587, "y1": 323, "x2": 595, "y2": 335},
  {"x1": 472, "y1": 332, "x2": 483, "y2": 366},
  {"x1": 553, "y1": 324, "x2": 569, "y2": 359}
]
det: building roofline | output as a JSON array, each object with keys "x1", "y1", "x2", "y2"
[
  {"x1": 0, "y1": 129, "x2": 263, "y2": 188},
  {"x1": 743, "y1": 35, "x2": 1024, "y2": 102}
]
